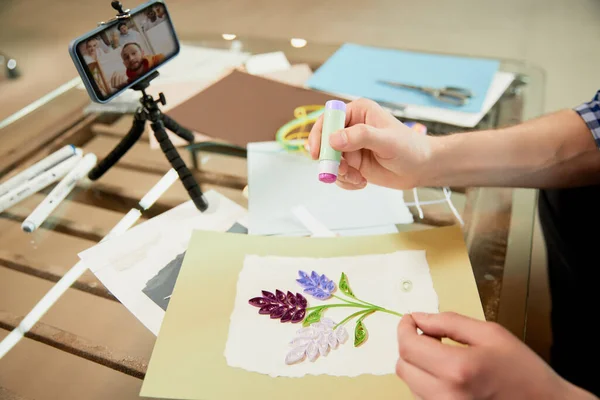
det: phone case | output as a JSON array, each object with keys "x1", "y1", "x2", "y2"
[{"x1": 68, "y1": 0, "x2": 180, "y2": 104}]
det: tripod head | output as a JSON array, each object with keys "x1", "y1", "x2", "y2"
[
  {"x1": 111, "y1": 1, "x2": 130, "y2": 16},
  {"x1": 98, "y1": 0, "x2": 131, "y2": 26}
]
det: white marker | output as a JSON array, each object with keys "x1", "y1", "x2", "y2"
[
  {"x1": 0, "y1": 169, "x2": 180, "y2": 360},
  {"x1": 0, "y1": 150, "x2": 82, "y2": 214},
  {"x1": 22, "y1": 153, "x2": 97, "y2": 232},
  {"x1": 0, "y1": 145, "x2": 78, "y2": 197}
]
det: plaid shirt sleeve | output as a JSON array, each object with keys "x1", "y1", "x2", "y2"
[{"x1": 574, "y1": 90, "x2": 600, "y2": 149}]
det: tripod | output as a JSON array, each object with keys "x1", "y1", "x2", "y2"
[{"x1": 88, "y1": 71, "x2": 209, "y2": 211}]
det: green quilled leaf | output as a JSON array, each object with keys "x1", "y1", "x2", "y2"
[
  {"x1": 302, "y1": 308, "x2": 322, "y2": 327},
  {"x1": 339, "y1": 272, "x2": 355, "y2": 298},
  {"x1": 354, "y1": 320, "x2": 368, "y2": 347}
]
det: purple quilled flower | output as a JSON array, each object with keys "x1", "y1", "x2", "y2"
[
  {"x1": 249, "y1": 290, "x2": 307, "y2": 323},
  {"x1": 296, "y1": 270, "x2": 336, "y2": 300}
]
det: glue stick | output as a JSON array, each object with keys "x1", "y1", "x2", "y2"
[{"x1": 318, "y1": 100, "x2": 346, "y2": 183}]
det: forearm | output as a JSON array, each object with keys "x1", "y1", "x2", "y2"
[{"x1": 422, "y1": 109, "x2": 600, "y2": 188}]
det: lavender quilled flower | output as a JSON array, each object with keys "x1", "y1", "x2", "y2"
[{"x1": 296, "y1": 270, "x2": 336, "y2": 300}]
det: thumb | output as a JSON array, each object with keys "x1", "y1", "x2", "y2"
[
  {"x1": 411, "y1": 312, "x2": 489, "y2": 346},
  {"x1": 329, "y1": 124, "x2": 398, "y2": 159}
]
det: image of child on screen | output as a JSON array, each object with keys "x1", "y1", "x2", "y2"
[
  {"x1": 153, "y1": 3, "x2": 166, "y2": 20},
  {"x1": 83, "y1": 37, "x2": 110, "y2": 63},
  {"x1": 141, "y1": 8, "x2": 160, "y2": 32},
  {"x1": 110, "y1": 42, "x2": 165, "y2": 89}
]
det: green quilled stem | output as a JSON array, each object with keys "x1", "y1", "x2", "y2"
[
  {"x1": 333, "y1": 294, "x2": 379, "y2": 309},
  {"x1": 334, "y1": 309, "x2": 372, "y2": 329},
  {"x1": 303, "y1": 272, "x2": 404, "y2": 346},
  {"x1": 306, "y1": 302, "x2": 403, "y2": 331}
]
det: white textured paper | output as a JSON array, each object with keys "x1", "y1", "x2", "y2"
[{"x1": 224, "y1": 251, "x2": 439, "y2": 377}]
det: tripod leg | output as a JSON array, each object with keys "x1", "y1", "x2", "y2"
[
  {"x1": 88, "y1": 111, "x2": 146, "y2": 180},
  {"x1": 152, "y1": 120, "x2": 209, "y2": 211},
  {"x1": 161, "y1": 114, "x2": 194, "y2": 143}
]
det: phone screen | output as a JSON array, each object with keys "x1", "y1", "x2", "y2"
[{"x1": 75, "y1": 1, "x2": 178, "y2": 102}]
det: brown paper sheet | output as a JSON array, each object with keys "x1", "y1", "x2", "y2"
[
  {"x1": 165, "y1": 69, "x2": 344, "y2": 147},
  {"x1": 140, "y1": 225, "x2": 484, "y2": 400}
]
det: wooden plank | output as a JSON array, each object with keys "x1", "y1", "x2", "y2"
[
  {"x1": 497, "y1": 188, "x2": 537, "y2": 339},
  {"x1": 195, "y1": 149, "x2": 248, "y2": 180},
  {"x1": 0, "y1": 219, "x2": 109, "y2": 299},
  {"x1": 403, "y1": 187, "x2": 467, "y2": 227},
  {"x1": 91, "y1": 114, "x2": 150, "y2": 141},
  {"x1": 0, "y1": 329, "x2": 144, "y2": 400},
  {"x1": 84, "y1": 134, "x2": 189, "y2": 171},
  {"x1": 0, "y1": 309, "x2": 147, "y2": 379},
  {"x1": 0, "y1": 267, "x2": 154, "y2": 378},
  {"x1": 462, "y1": 188, "x2": 513, "y2": 323},
  {"x1": 83, "y1": 135, "x2": 247, "y2": 189},
  {"x1": 0, "y1": 89, "x2": 90, "y2": 177},
  {"x1": 0, "y1": 386, "x2": 33, "y2": 400},
  {"x1": 525, "y1": 206, "x2": 551, "y2": 362},
  {"x1": 85, "y1": 165, "x2": 247, "y2": 212},
  {"x1": 0, "y1": 113, "x2": 97, "y2": 184},
  {"x1": 1, "y1": 192, "x2": 141, "y2": 242}
]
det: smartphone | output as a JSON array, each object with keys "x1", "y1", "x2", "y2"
[{"x1": 68, "y1": 0, "x2": 180, "y2": 103}]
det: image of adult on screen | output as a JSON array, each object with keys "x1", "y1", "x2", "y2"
[
  {"x1": 110, "y1": 42, "x2": 164, "y2": 89},
  {"x1": 116, "y1": 21, "x2": 143, "y2": 47},
  {"x1": 308, "y1": 94, "x2": 600, "y2": 400}
]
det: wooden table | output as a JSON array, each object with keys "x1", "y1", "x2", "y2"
[{"x1": 0, "y1": 35, "x2": 544, "y2": 399}]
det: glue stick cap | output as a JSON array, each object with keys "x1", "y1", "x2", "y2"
[
  {"x1": 318, "y1": 160, "x2": 339, "y2": 183},
  {"x1": 325, "y1": 100, "x2": 346, "y2": 112}
]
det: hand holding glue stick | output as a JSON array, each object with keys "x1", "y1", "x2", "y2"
[
  {"x1": 310, "y1": 98, "x2": 430, "y2": 190},
  {"x1": 318, "y1": 100, "x2": 346, "y2": 183}
]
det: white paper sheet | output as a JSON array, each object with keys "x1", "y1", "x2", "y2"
[
  {"x1": 151, "y1": 44, "x2": 250, "y2": 85},
  {"x1": 259, "y1": 63, "x2": 313, "y2": 87},
  {"x1": 245, "y1": 51, "x2": 291, "y2": 75},
  {"x1": 78, "y1": 190, "x2": 247, "y2": 335},
  {"x1": 247, "y1": 142, "x2": 413, "y2": 236},
  {"x1": 224, "y1": 252, "x2": 439, "y2": 377}
]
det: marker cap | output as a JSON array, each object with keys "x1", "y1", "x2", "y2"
[{"x1": 22, "y1": 221, "x2": 35, "y2": 233}]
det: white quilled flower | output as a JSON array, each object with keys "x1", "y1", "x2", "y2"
[{"x1": 285, "y1": 318, "x2": 349, "y2": 365}]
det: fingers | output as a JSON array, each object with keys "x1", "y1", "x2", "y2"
[
  {"x1": 329, "y1": 124, "x2": 399, "y2": 159},
  {"x1": 343, "y1": 149, "x2": 362, "y2": 171},
  {"x1": 338, "y1": 158, "x2": 349, "y2": 176},
  {"x1": 398, "y1": 314, "x2": 468, "y2": 380},
  {"x1": 345, "y1": 97, "x2": 396, "y2": 127},
  {"x1": 337, "y1": 165, "x2": 366, "y2": 188},
  {"x1": 311, "y1": 97, "x2": 394, "y2": 160},
  {"x1": 396, "y1": 357, "x2": 445, "y2": 399},
  {"x1": 335, "y1": 159, "x2": 366, "y2": 189},
  {"x1": 336, "y1": 180, "x2": 367, "y2": 190},
  {"x1": 110, "y1": 72, "x2": 122, "y2": 89},
  {"x1": 411, "y1": 312, "x2": 491, "y2": 346},
  {"x1": 308, "y1": 114, "x2": 324, "y2": 160}
]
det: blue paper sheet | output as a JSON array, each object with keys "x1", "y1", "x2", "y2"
[{"x1": 306, "y1": 43, "x2": 500, "y2": 113}]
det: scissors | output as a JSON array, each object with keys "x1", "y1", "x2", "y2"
[{"x1": 377, "y1": 80, "x2": 473, "y2": 106}]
